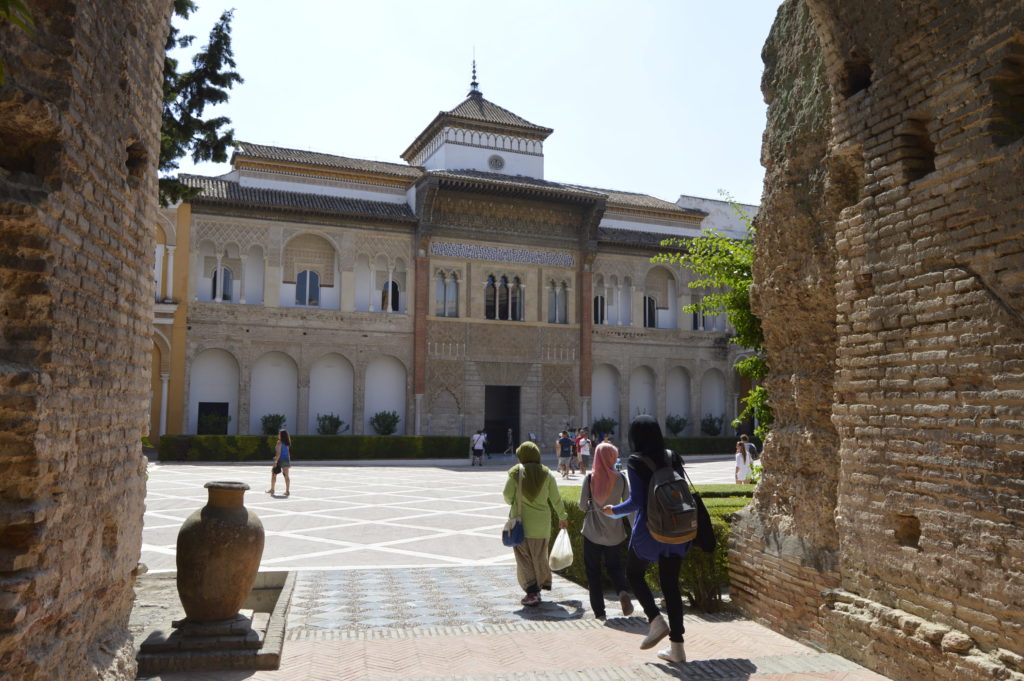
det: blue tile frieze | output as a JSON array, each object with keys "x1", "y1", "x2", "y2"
[{"x1": 430, "y1": 241, "x2": 574, "y2": 267}]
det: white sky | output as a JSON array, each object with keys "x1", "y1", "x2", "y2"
[{"x1": 171, "y1": 1, "x2": 782, "y2": 206}]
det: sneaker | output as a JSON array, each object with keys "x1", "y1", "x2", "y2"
[
  {"x1": 619, "y1": 591, "x2": 634, "y2": 616},
  {"x1": 657, "y1": 640, "x2": 686, "y2": 663},
  {"x1": 594, "y1": 612, "x2": 606, "y2": 621},
  {"x1": 521, "y1": 592, "x2": 541, "y2": 606},
  {"x1": 640, "y1": 614, "x2": 669, "y2": 649}
]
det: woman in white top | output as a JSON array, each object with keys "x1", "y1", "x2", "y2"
[
  {"x1": 735, "y1": 440, "x2": 752, "y2": 484},
  {"x1": 579, "y1": 442, "x2": 634, "y2": 620}
]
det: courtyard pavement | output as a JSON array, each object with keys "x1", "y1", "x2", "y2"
[{"x1": 136, "y1": 456, "x2": 893, "y2": 681}]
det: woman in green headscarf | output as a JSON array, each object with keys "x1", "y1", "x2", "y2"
[{"x1": 503, "y1": 441, "x2": 568, "y2": 607}]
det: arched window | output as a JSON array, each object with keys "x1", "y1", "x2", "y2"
[
  {"x1": 445, "y1": 274, "x2": 458, "y2": 317},
  {"x1": 643, "y1": 296, "x2": 657, "y2": 328},
  {"x1": 511, "y1": 277, "x2": 523, "y2": 321},
  {"x1": 593, "y1": 295, "x2": 606, "y2": 324},
  {"x1": 485, "y1": 275, "x2": 497, "y2": 319},
  {"x1": 547, "y1": 282, "x2": 557, "y2": 323},
  {"x1": 436, "y1": 273, "x2": 458, "y2": 318},
  {"x1": 549, "y1": 281, "x2": 568, "y2": 324},
  {"x1": 380, "y1": 280, "x2": 400, "y2": 312},
  {"x1": 498, "y1": 276, "x2": 510, "y2": 320},
  {"x1": 435, "y1": 273, "x2": 446, "y2": 316},
  {"x1": 212, "y1": 267, "x2": 233, "y2": 302},
  {"x1": 296, "y1": 270, "x2": 320, "y2": 306}
]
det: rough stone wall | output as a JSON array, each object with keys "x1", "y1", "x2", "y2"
[
  {"x1": 0, "y1": 1, "x2": 171, "y2": 679},
  {"x1": 729, "y1": 0, "x2": 841, "y2": 648},
  {"x1": 734, "y1": 2, "x2": 1024, "y2": 681}
]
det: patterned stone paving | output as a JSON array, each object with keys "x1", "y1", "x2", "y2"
[{"x1": 136, "y1": 459, "x2": 893, "y2": 681}]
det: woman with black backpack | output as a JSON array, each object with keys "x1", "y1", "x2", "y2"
[{"x1": 602, "y1": 414, "x2": 690, "y2": 663}]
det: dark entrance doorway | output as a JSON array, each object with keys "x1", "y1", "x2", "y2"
[{"x1": 484, "y1": 386, "x2": 520, "y2": 455}]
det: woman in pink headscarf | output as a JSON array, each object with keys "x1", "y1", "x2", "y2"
[{"x1": 578, "y1": 441, "x2": 634, "y2": 620}]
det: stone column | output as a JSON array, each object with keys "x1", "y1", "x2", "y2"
[
  {"x1": 579, "y1": 269, "x2": 593, "y2": 423},
  {"x1": 214, "y1": 253, "x2": 224, "y2": 302},
  {"x1": 154, "y1": 243, "x2": 164, "y2": 301},
  {"x1": 238, "y1": 255, "x2": 248, "y2": 304},
  {"x1": 159, "y1": 373, "x2": 169, "y2": 436},
  {"x1": 164, "y1": 245, "x2": 175, "y2": 301},
  {"x1": 297, "y1": 373, "x2": 309, "y2": 435},
  {"x1": 413, "y1": 253, "x2": 428, "y2": 435}
]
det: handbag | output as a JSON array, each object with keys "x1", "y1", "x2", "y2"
[
  {"x1": 502, "y1": 466, "x2": 525, "y2": 547},
  {"x1": 272, "y1": 464, "x2": 282, "y2": 475}
]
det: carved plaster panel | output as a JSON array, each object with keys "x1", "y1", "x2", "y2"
[
  {"x1": 542, "y1": 363, "x2": 576, "y2": 414},
  {"x1": 428, "y1": 359, "x2": 464, "y2": 411},
  {"x1": 354, "y1": 233, "x2": 410, "y2": 267},
  {"x1": 194, "y1": 220, "x2": 269, "y2": 254},
  {"x1": 428, "y1": 322, "x2": 468, "y2": 359},
  {"x1": 431, "y1": 241, "x2": 574, "y2": 268},
  {"x1": 476, "y1": 361, "x2": 532, "y2": 386},
  {"x1": 430, "y1": 193, "x2": 581, "y2": 240}
]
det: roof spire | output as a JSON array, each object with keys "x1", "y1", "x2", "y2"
[{"x1": 469, "y1": 58, "x2": 482, "y2": 97}]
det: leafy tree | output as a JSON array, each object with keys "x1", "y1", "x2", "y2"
[
  {"x1": 654, "y1": 193, "x2": 773, "y2": 439},
  {"x1": 161, "y1": 0, "x2": 242, "y2": 206},
  {"x1": 0, "y1": 0, "x2": 34, "y2": 85}
]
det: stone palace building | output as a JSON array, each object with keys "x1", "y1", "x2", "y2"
[{"x1": 149, "y1": 78, "x2": 754, "y2": 445}]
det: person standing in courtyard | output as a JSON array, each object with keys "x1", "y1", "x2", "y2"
[
  {"x1": 579, "y1": 440, "x2": 634, "y2": 620},
  {"x1": 602, "y1": 415, "x2": 690, "y2": 663},
  {"x1": 575, "y1": 428, "x2": 593, "y2": 477},
  {"x1": 267, "y1": 429, "x2": 292, "y2": 497},
  {"x1": 471, "y1": 429, "x2": 486, "y2": 466},
  {"x1": 735, "y1": 440, "x2": 753, "y2": 484},
  {"x1": 504, "y1": 441, "x2": 569, "y2": 607},
  {"x1": 555, "y1": 430, "x2": 573, "y2": 478}
]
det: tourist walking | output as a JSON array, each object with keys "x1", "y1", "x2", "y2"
[
  {"x1": 602, "y1": 415, "x2": 690, "y2": 663},
  {"x1": 555, "y1": 431, "x2": 574, "y2": 478},
  {"x1": 266, "y1": 429, "x2": 292, "y2": 497},
  {"x1": 735, "y1": 440, "x2": 753, "y2": 484},
  {"x1": 504, "y1": 441, "x2": 569, "y2": 607},
  {"x1": 579, "y1": 441, "x2": 634, "y2": 620},
  {"x1": 471, "y1": 429, "x2": 486, "y2": 466},
  {"x1": 575, "y1": 428, "x2": 593, "y2": 476}
]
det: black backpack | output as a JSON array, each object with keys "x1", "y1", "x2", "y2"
[{"x1": 636, "y1": 451, "x2": 698, "y2": 544}]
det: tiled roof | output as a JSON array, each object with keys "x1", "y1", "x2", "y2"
[
  {"x1": 180, "y1": 175, "x2": 417, "y2": 221},
  {"x1": 426, "y1": 169, "x2": 606, "y2": 203},
  {"x1": 233, "y1": 142, "x2": 423, "y2": 179},
  {"x1": 571, "y1": 184, "x2": 707, "y2": 216},
  {"x1": 402, "y1": 92, "x2": 553, "y2": 162},
  {"x1": 446, "y1": 93, "x2": 553, "y2": 135},
  {"x1": 597, "y1": 227, "x2": 690, "y2": 248}
]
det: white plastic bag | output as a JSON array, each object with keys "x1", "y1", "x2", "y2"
[{"x1": 548, "y1": 528, "x2": 573, "y2": 571}]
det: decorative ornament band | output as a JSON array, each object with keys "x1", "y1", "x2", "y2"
[{"x1": 430, "y1": 241, "x2": 574, "y2": 267}]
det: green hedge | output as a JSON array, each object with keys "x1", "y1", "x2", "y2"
[
  {"x1": 548, "y1": 485, "x2": 750, "y2": 613},
  {"x1": 158, "y1": 435, "x2": 472, "y2": 461},
  {"x1": 664, "y1": 436, "x2": 742, "y2": 455}
]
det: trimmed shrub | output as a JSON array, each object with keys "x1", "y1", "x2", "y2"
[
  {"x1": 665, "y1": 414, "x2": 688, "y2": 436},
  {"x1": 547, "y1": 484, "x2": 750, "y2": 613},
  {"x1": 158, "y1": 435, "x2": 471, "y2": 461},
  {"x1": 369, "y1": 410, "x2": 401, "y2": 435},
  {"x1": 261, "y1": 413, "x2": 286, "y2": 435},
  {"x1": 700, "y1": 413, "x2": 724, "y2": 436},
  {"x1": 316, "y1": 413, "x2": 349, "y2": 435},
  {"x1": 664, "y1": 436, "x2": 739, "y2": 456}
]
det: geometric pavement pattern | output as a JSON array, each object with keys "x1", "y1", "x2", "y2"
[{"x1": 137, "y1": 458, "x2": 893, "y2": 681}]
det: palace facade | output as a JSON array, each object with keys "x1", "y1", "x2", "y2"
[{"x1": 149, "y1": 80, "x2": 755, "y2": 446}]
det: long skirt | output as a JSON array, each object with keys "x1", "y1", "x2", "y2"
[{"x1": 513, "y1": 537, "x2": 551, "y2": 594}]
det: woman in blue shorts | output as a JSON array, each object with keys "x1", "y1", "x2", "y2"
[{"x1": 267, "y1": 429, "x2": 292, "y2": 497}]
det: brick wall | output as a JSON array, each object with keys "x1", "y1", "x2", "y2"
[
  {"x1": 734, "y1": 2, "x2": 1024, "y2": 680},
  {"x1": 0, "y1": 1, "x2": 170, "y2": 679}
]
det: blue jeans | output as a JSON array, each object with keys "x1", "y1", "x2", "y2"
[{"x1": 583, "y1": 537, "x2": 630, "y2": 617}]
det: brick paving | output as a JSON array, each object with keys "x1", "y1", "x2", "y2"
[{"x1": 136, "y1": 459, "x2": 893, "y2": 681}]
